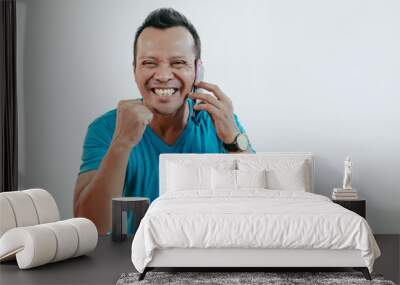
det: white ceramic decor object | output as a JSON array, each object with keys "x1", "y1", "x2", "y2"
[{"x1": 342, "y1": 156, "x2": 353, "y2": 190}]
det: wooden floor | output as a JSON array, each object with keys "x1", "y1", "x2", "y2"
[{"x1": 373, "y1": 234, "x2": 400, "y2": 284}]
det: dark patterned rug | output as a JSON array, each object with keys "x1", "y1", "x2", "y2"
[{"x1": 116, "y1": 271, "x2": 396, "y2": 285}]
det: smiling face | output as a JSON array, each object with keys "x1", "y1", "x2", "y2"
[{"x1": 134, "y1": 26, "x2": 197, "y2": 116}]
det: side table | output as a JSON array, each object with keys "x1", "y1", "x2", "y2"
[
  {"x1": 112, "y1": 197, "x2": 149, "y2": 242},
  {"x1": 332, "y1": 199, "x2": 366, "y2": 218}
]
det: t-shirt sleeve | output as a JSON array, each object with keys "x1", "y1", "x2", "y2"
[
  {"x1": 79, "y1": 118, "x2": 113, "y2": 175},
  {"x1": 222, "y1": 113, "x2": 256, "y2": 153}
]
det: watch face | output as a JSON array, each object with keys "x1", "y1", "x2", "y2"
[{"x1": 237, "y1": 133, "x2": 249, "y2": 151}]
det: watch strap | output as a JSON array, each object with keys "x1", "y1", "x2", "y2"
[{"x1": 223, "y1": 133, "x2": 246, "y2": 152}]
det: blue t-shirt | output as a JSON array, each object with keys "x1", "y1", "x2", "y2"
[{"x1": 79, "y1": 97, "x2": 255, "y2": 232}]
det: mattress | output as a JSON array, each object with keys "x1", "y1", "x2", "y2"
[{"x1": 131, "y1": 189, "x2": 381, "y2": 273}]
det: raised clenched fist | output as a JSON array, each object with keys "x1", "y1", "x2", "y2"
[{"x1": 111, "y1": 99, "x2": 153, "y2": 148}]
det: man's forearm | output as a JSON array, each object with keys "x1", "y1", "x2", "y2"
[{"x1": 75, "y1": 140, "x2": 133, "y2": 234}]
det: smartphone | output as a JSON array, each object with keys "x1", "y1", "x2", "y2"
[
  {"x1": 193, "y1": 59, "x2": 205, "y2": 114},
  {"x1": 194, "y1": 59, "x2": 205, "y2": 87}
]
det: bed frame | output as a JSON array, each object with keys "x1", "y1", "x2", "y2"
[{"x1": 138, "y1": 153, "x2": 372, "y2": 280}]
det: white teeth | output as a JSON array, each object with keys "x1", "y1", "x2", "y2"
[{"x1": 153, "y1": 88, "x2": 176, "y2": 97}]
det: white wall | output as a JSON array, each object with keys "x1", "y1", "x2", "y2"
[{"x1": 16, "y1": 0, "x2": 400, "y2": 233}]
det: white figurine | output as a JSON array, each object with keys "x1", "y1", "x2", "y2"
[{"x1": 342, "y1": 156, "x2": 352, "y2": 190}]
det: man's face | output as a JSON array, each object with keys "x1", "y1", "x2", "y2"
[{"x1": 134, "y1": 26, "x2": 196, "y2": 116}]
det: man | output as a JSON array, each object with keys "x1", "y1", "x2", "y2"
[{"x1": 73, "y1": 8, "x2": 255, "y2": 235}]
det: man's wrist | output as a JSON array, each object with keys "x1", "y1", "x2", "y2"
[
  {"x1": 222, "y1": 130, "x2": 241, "y2": 145},
  {"x1": 110, "y1": 137, "x2": 136, "y2": 152},
  {"x1": 223, "y1": 132, "x2": 250, "y2": 152}
]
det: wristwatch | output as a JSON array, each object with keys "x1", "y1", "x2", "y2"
[{"x1": 223, "y1": 133, "x2": 250, "y2": 152}]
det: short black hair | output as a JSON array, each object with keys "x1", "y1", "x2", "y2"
[{"x1": 133, "y1": 8, "x2": 201, "y2": 67}]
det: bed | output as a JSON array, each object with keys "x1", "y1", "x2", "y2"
[{"x1": 131, "y1": 153, "x2": 381, "y2": 281}]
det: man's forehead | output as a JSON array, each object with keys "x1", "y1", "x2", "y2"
[
  {"x1": 138, "y1": 54, "x2": 191, "y2": 60},
  {"x1": 136, "y1": 26, "x2": 196, "y2": 58}
]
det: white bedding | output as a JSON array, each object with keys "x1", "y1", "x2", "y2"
[{"x1": 131, "y1": 190, "x2": 380, "y2": 273}]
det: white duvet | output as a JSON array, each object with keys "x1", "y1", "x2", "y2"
[{"x1": 131, "y1": 189, "x2": 380, "y2": 273}]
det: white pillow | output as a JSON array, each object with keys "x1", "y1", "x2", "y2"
[
  {"x1": 237, "y1": 159, "x2": 308, "y2": 191},
  {"x1": 211, "y1": 168, "x2": 268, "y2": 190},
  {"x1": 211, "y1": 168, "x2": 237, "y2": 190},
  {"x1": 267, "y1": 165, "x2": 306, "y2": 191},
  {"x1": 236, "y1": 169, "x2": 268, "y2": 189},
  {"x1": 167, "y1": 162, "x2": 211, "y2": 191}
]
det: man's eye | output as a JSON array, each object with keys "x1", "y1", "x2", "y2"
[
  {"x1": 143, "y1": 62, "x2": 156, "y2": 67},
  {"x1": 172, "y1": 61, "x2": 186, "y2": 67}
]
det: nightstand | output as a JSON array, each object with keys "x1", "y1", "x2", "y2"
[
  {"x1": 332, "y1": 199, "x2": 366, "y2": 218},
  {"x1": 112, "y1": 197, "x2": 150, "y2": 242}
]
